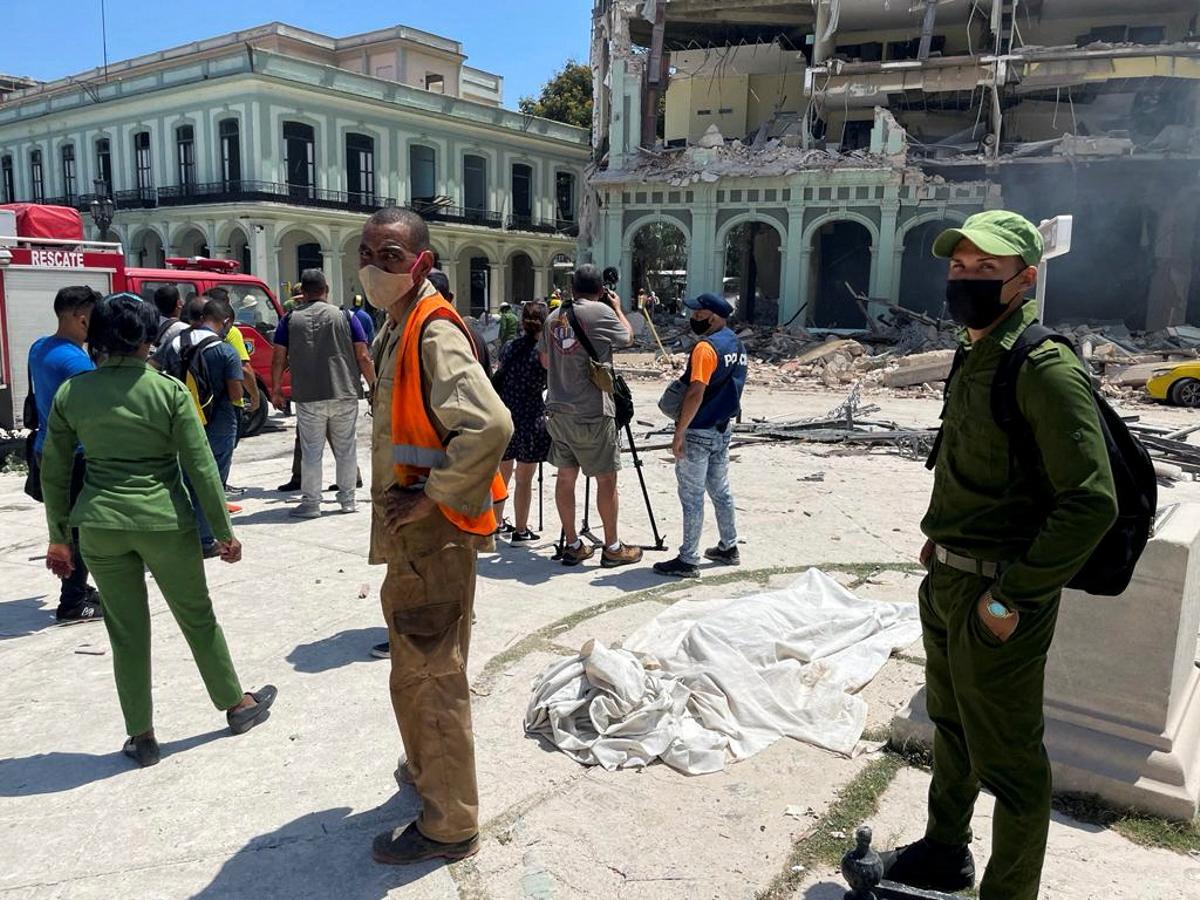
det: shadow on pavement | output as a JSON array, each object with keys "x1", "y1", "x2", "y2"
[
  {"x1": 589, "y1": 566, "x2": 669, "y2": 591},
  {"x1": 230, "y1": 507, "x2": 309, "y2": 526},
  {"x1": 0, "y1": 594, "x2": 54, "y2": 640},
  {"x1": 286, "y1": 627, "x2": 388, "y2": 673},
  {"x1": 0, "y1": 728, "x2": 227, "y2": 796},
  {"x1": 478, "y1": 552, "x2": 557, "y2": 586},
  {"x1": 802, "y1": 881, "x2": 847, "y2": 899},
  {"x1": 192, "y1": 792, "x2": 446, "y2": 899}
]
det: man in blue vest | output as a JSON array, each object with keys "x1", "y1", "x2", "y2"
[{"x1": 654, "y1": 292, "x2": 748, "y2": 578}]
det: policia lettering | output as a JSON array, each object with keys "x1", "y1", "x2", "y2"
[{"x1": 882, "y1": 211, "x2": 1118, "y2": 900}]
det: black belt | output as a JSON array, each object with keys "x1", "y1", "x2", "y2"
[{"x1": 933, "y1": 544, "x2": 1003, "y2": 579}]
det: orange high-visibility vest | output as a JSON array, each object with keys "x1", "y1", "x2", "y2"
[{"x1": 391, "y1": 292, "x2": 503, "y2": 536}]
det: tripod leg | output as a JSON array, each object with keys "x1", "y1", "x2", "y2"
[
  {"x1": 624, "y1": 423, "x2": 667, "y2": 550},
  {"x1": 538, "y1": 462, "x2": 544, "y2": 532}
]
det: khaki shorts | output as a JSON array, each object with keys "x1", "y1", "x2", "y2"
[{"x1": 547, "y1": 413, "x2": 622, "y2": 476}]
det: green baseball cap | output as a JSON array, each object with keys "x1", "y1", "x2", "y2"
[{"x1": 932, "y1": 210, "x2": 1044, "y2": 266}]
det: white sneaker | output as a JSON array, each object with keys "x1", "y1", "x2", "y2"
[
  {"x1": 339, "y1": 501, "x2": 358, "y2": 514},
  {"x1": 289, "y1": 504, "x2": 322, "y2": 519}
]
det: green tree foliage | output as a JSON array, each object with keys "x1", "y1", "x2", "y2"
[{"x1": 519, "y1": 61, "x2": 594, "y2": 131}]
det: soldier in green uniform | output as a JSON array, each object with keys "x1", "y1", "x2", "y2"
[
  {"x1": 879, "y1": 211, "x2": 1117, "y2": 899},
  {"x1": 41, "y1": 294, "x2": 277, "y2": 768}
]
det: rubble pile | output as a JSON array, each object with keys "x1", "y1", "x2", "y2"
[{"x1": 592, "y1": 127, "x2": 906, "y2": 188}]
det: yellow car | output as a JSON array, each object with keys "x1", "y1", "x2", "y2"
[{"x1": 1146, "y1": 362, "x2": 1200, "y2": 407}]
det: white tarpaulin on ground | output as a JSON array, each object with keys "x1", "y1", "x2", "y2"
[{"x1": 524, "y1": 568, "x2": 921, "y2": 775}]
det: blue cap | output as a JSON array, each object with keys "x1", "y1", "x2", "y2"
[{"x1": 684, "y1": 292, "x2": 734, "y2": 318}]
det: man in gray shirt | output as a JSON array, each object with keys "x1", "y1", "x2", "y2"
[
  {"x1": 271, "y1": 269, "x2": 376, "y2": 518},
  {"x1": 538, "y1": 264, "x2": 640, "y2": 568}
]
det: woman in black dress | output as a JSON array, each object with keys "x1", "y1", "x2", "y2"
[{"x1": 494, "y1": 301, "x2": 551, "y2": 541}]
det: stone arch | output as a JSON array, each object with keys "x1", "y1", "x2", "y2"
[
  {"x1": 170, "y1": 225, "x2": 209, "y2": 258},
  {"x1": 129, "y1": 226, "x2": 167, "y2": 268},
  {"x1": 621, "y1": 212, "x2": 692, "y2": 250},
  {"x1": 456, "y1": 244, "x2": 494, "y2": 316},
  {"x1": 801, "y1": 210, "x2": 880, "y2": 249},
  {"x1": 507, "y1": 250, "x2": 536, "y2": 303},
  {"x1": 276, "y1": 226, "x2": 327, "y2": 286},
  {"x1": 808, "y1": 217, "x2": 875, "y2": 329},
  {"x1": 896, "y1": 208, "x2": 966, "y2": 242},
  {"x1": 897, "y1": 212, "x2": 967, "y2": 317},
  {"x1": 626, "y1": 216, "x2": 690, "y2": 312},
  {"x1": 225, "y1": 225, "x2": 251, "y2": 276},
  {"x1": 716, "y1": 215, "x2": 787, "y2": 325}
]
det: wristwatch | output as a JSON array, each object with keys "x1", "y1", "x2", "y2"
[{"x1": 982, "y1": 592, "x2": 1014, "y2": 620}]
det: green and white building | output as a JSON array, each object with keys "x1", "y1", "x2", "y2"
[{"x1": 0, "y1": 23, "x2": 590, "y2": 313}]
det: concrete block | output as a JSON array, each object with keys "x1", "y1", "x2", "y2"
[
  {"x1": 893, "y1": 503, "x2": 1200, "y2": 820},
  {"x1": 882, "y1": 350, "x2": 955, "y2": 388}
]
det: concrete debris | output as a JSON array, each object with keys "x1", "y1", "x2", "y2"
[
  {"x1": 592, "y1": 139, "x2": 903, "y2": 187},
  {"x1": 881, "y1": 350, "x2": 956, "y2": 389}
]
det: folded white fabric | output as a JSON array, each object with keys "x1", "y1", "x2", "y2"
[{"x1": 524, "y1": 568, "x2": 921, "y2": 775}]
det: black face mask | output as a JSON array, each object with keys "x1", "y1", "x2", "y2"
[
  {"x1": 945, "y1": 271, "x2": 1025, "y2": 329},
  {"x1": 690, "y1": 318, "x2": 711, "y2": 336}
]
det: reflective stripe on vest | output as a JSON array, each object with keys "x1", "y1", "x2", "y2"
[
  {"x1": 390, "y1": 292, "x2": 497, "y2": 536},
  {"x1": 393, "y1": 443, "x2": 449, "y2": 469}
]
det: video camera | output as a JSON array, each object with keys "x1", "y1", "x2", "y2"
[{"x1": 602, "y1": 266, "x2": 620, "y2": 289}]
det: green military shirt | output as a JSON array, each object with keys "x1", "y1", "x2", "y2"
[
  {"x1": 41, "y1": 356, "x2": 233, "y2": 546},
  {"x1": 921, "y1": 302, "x2": 1117, "y2": 611}
]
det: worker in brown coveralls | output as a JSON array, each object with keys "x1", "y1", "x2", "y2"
[{"x1": 360, "y1": 206, "x2": 513, "y2": 864}]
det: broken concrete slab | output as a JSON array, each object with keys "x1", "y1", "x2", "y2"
[
  {"x1": 794, "y1": 339, "x2": 866, "y2": 367},
  {"x1": 882, "y1": 350, "x2": 956, "y2": 388}
]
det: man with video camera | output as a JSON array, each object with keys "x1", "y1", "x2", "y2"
[{"x1": 539, "y1": 264, "x2": 641, "y2": 568}]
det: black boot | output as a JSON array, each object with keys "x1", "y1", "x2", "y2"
[
  {"x1": 879, "y1": 837, "x2": 975, "y2": 892},
  {"x1": 372, "y1": 822, "x2": 479, "y2": 865}
]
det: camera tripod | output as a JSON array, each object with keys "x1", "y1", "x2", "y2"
[{"x1": 550, "y1": 421, "x2": 668, "y2": 559}]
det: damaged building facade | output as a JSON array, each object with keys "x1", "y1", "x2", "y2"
[{"x1": 587, "y1": 1, "x2": 1200, "y2": 332}]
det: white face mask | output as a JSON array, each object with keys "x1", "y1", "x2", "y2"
[{"x1": 359, "y1": 265, "x2": 416, "y2": 311}]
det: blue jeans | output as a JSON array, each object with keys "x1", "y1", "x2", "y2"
[
  {"x1": 675, "y1": 427, "x2": 737, "y2": 565},
  {"x1": 190, "y1": 412, "x2": 237, "y2": 547}
]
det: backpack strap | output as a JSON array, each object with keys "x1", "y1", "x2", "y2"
[
  {"x1": 924, "y1": 344, "x2": 967, "y2": 470},
  {"x1": 991, "y1": 322, "x2": 1076, "y2": 476}
]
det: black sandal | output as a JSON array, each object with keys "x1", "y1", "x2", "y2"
[
  {"x1": 123, "y1": 735, "x2": 161, "y2": 768},
  {"x1": 227, "y1": 685, "x2": 278, "y2": 735}
]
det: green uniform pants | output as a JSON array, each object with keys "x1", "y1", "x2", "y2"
[
  {"x1": 920, "y1": 559, "x2": 1061, "y2": 900},
  {"x1": 79, "y1": 527, "x2": 244, "y2": 737}
]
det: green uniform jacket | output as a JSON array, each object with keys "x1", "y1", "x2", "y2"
[
  {"x1": 499, "y1": 311, "x2": 519, "y2": 345},
  {"x1": 921, "y1": 303, "x2": 1118, "y2": 611},
  {"x1": 41, "y1": 356, "x2": 233, "y2": 546}
]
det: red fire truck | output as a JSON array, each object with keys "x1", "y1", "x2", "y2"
[{"x1": 0, "y1": 204, "x2": 289, "y2": 437}]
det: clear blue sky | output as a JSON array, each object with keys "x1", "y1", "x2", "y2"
[{"x1": 4, "y1": 0, "x2": 593, "y2": 108}]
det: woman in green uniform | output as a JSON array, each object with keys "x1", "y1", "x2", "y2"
[{"x1": 41, "y1": 293, "x2": 277, "y2": 768}]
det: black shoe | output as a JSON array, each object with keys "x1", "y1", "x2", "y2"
[
  {"x1": 227, "y1": 685, "x2": 278, "y2": 735},
  {"x1": 372, "y1": 822, "x2": 480, "y2": 865},
  {"x1": 494, "y1": 519, "x2": 515, "y2": 537},
  {"x1": 371, "y1": 641, "x2": 390, "y2": 659},
  {"x1": 653, "y1": 557, "x2": 700, "y2": 579},
  {"x1": 511, "y1": 529, "x2": 540, "y2": 542},
  {"x1": 276, "y1": 479, "x2": 301, "y2": 492},
  {"x1": 202, "y1": 542, "x2": 221, "y2": 559},
  {"x1": 879, "y1": 837, "x2": 975, "y2": 892},
  {"x1": 326, "y1": 475, "x2": 365, "y2": 491},
  {"x1": 55, "y1": 599, "x2": 104, "y2": 623},
  {"x1": 703, "y1": 544, "x2": 741, "y2": 566},
  {"x1": 123, "y1": 735, "x2": 161, "y2": 768}
]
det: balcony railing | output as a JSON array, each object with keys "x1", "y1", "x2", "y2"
[{"x1": 23, "y1": 183, "x2": 577, "y2": 236}]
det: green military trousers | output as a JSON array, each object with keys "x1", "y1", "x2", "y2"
[
  {"x1": 920, "y1": 558, "x2": 1061, "y2": 900},
  {"x1": 79, "y1": 527, "x2": 244, "y2": 737}
]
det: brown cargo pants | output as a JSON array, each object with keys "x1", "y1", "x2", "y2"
[{"x1": 380, "y1": 510, "x2": 479, "y2": 844}]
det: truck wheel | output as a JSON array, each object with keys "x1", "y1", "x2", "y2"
[
  {"x1": 239, "y1": 385, "x2": 270, "y2": 438},
  {"x1": 1169, "y1": 378, "x2": 1200, "y2": 408}
]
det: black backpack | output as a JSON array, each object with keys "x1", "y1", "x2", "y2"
[
  {"x1": 927, "y1": 323, "x2": 1157, "y2": 596},
  {"x1": 169, "y1": 329, "x2": 223, "y2": 425}
]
